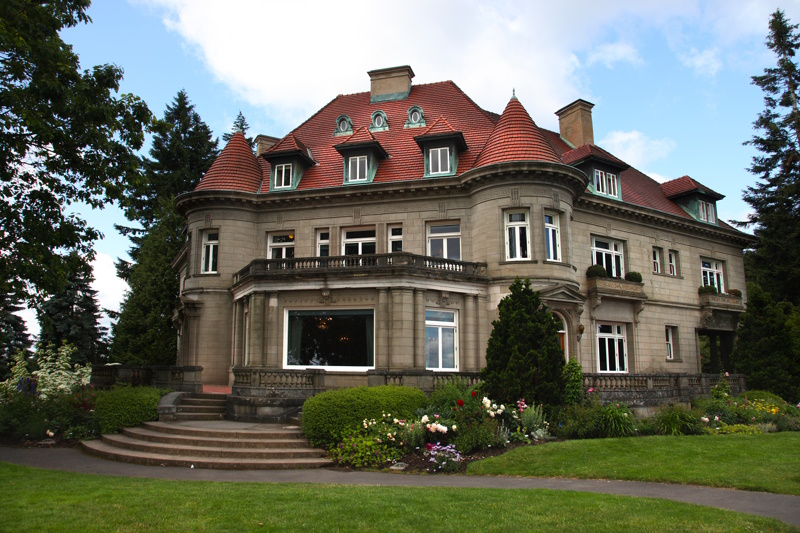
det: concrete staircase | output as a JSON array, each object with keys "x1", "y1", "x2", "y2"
[
  {"x1": 175, "y1": 393, "x2": 226, "y2": 421},
  {"x1": 81, "y1": 420, "x2": 332, "y2": 470}
]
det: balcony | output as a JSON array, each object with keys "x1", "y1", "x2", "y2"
[
  {"x1": 233, "y1": 252, "x2": 488, "y2": 285},
  {"x1": 699, "y1": 292, "x2": 745, "y2": 330},
  {"x1": 587, "y1": 277, "x2": 647, "y2": 301}
]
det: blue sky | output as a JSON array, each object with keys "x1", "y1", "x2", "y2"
[{"x1": 19, "y1": 0, "x2": 800, "y2": 335}]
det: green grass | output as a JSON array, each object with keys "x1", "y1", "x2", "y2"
[
  {"x1": 0, "y1": 463, "x2": 793, "y2": 532},
  {"x1": 468, "y1": 432, "x2": 800, "y2": 494}
]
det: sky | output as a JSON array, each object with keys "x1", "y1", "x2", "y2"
[{"x1": 17, "y1": 0, "x2": 800, "y2": 336}]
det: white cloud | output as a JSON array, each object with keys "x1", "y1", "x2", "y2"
[
  {"x1": 598, "y1": 130, "x2": 676, "y2": 169},
  {"x1": 91, "y1": 253, "x2": 129, "y2": 333},
  {"x1": 587, "y1": 42, "x2": 643, "y2": 68},
  {"x1": 645, "y1": 172, "x2": 673, "y2": 184},
  {"x1": 681, "y1": 47, "x2": 722, "y2": 76}
]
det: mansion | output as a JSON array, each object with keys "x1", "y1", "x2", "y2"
[{"x1": 172, "y1": 66, "x2": 754, "y2": 403}]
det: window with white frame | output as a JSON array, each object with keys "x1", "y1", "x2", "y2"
[
  {"x1": 201, "y1": 231, "x2": 219, "y2": 273},
  {"x1": 653, "y1": 247, "x2": 662, "y2": 273},
  {"x1": 428, "y1": 223, "x2": 461, "y2": 260},
  {"x1": 504, "y1": 211, "x2": 530, "y2": 260},
  {"x1": 269, "y1": 232, "x2": 295, "y2": 259},
  {"x1": 597, "y1": 323, "x2": 627, "y2": 373},
  {"x1": 668, "y1": 250, "x2": 679, "y2": 276},
  {"x1": 554, "y1": 313, "x2": 568, "y2": 361},
  {"x1": 425, "y1": 309, "x2": 458, "y2": 370},
  {"x1": 544, "y1": 211, "x2": 561, "y2": 262},
  {"x1": 317, "y1": 230, "x2": 330, "y2": 257},
  {"x1": 274, "y1": 163, "x2": 292, "y2": 189},
  {"x1": 699, "y1": 200, "x2": 716, "y2": 223},
  {"x1": 591, "y1": 237, "x2": 624, "y2": 277},
  {"x1": 665, "y1": 326, "x2": 678, "y2": 360},
  {"x1": 388, "y1": 225, "x2": 403, "y2": 252},
  {"x1": 701, "y1": 259, "x2": 725, "y2": 293},
  {"x1": 342, "y1": 228, "x2": 376, "y2": 255},
  {"x1": 429, "y1": 147, "x2": 450, "y2": 175},
  {"x1": 348, "y1": 156, "x2": 368, "y2": 182},
  {"x1": 594, "y1": 170, "x2": 618, "y2": 198}
]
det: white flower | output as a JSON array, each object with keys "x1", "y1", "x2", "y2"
[
  {"x1": 46, "y1": 430, "x2": 54, "y2": 437},
  {"x1": 623, "y1": 413, "x2": 628, "y2": 417},
  {"x1": 452, "y1": 424, "x2": 457, "y2": 431},
  {"x1": 421, "y1": 415, "x2": 429, "y2": 423},
  {"x1": 714, "y1": 415, "x2": 719, "y2": 421}
]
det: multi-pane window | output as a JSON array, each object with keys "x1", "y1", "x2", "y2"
[
  {"x1": 653, "y1": 247, "x2": 662, "y2": 273},
  {"x1": 269, "y1": 233, "x2": 295, "y2": 259},
  {"x1": 274, "y1": 163, "x2": 292, "y2": 189},
  {"x1": 348, "y1": 156, "x2": 368, "y2": 182},
  {"x1": 425, "y1": 310, "x2": 457, "y2": 370},
  {"x1": 388, "y1": 225, "x2": 403, "y2": 252},
  {"x1": 699, "y1": 200, "x2": 716, "y2": 223},
  {"x1": 342, "y1": 228, "x2": 376, "y2": 255},
  {"x1": 701, "y1": 260, "x2": 724, "y2": 293},
  {"x1": 505, "y1": 211, "x2": 530, "y2": 261},
  {"x1": 428, "y1": 223, "x2": 461, "y2": 260},
  {"x1": 544, "y1": 211, "x2": 561, "y2": 262},
  {"x1": 665, "y1": 326, "x2": 677, "y2": 360},
  {"x1": 429, "y1": 147, "x2": 450, "y2": 175},
  {"x1": 202, "y1": 231, "x2": 218, "y2": 273},
  {"x1": 597, "y1": 323, "x2": 627, "y2": 373},
  {"x1": 591, "y1": 237, "x2": 624, "y2": 277},
  {"x1": 317, "y1": 230, "x2": 330, "y2": 257},
  {"x1": 594, "y1": 170, "x2": 618, "y2": 198},
  {"x1": 668, "y1": 250, "x2": 678, "y2": 276}
]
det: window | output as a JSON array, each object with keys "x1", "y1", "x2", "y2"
[
  {"x1": 652, "y1": 247, "x2": 662, "y2": 273},
  {"x1": 286, "y1": 309, "x2": 374, "y2": 369},
  {"x1": 504, "y1": 211, "x2": 530, "y2": 260},
  {"x1": 591, "y1": 237, "x2": 624, "y2": 277},
  {"x1": 388, "y1": 225, "x2": 403, "y2": 253},
  {"x1": 348, "y1": 155, "x2": 368, "y2": 182},
  {"x1": 269, "y1": 233, "x2": 295, "y2": 259},
  {"x1": 317, "y1": 230, "x2": 330, "y2": 257},
  {"x1": 342, "y1": 228, "x2": 376, "y2": 255},
  {"x1": 202, "y1": 231, "x2": 218, "y2": 273},
  {"x1": 370, "y1": 110, "x2": 388, "y2": 130},
  {"x1": 426, "y1": 310, "x2": 457, "y2": 370},
  {"x1": 668, "y1": 250, "x2": 679, "y2": 276},
  {"x1": 597, "y1": 323, "x2": 627, "y2": 373},
  {"x1": 405, "y1": 105, "x2": 425, "y2": 128},
  {"x1": 274, "y1": 163, "x2": 292, "y2": 189},
  {"x1": 335, "y1": 115, "x2": 352, "y2": 134},
  {"x1": 544, "y1": 211, "x2": 561, "y2": 262},
  {"x1": 594, "y1": 170, "x2": 618, "y2": 198},
  {"x1": 428, "y1": 223, "x2": 461, "y2": 260},
  {"x1": 665, "y1": 326, "x2": 678, "y2": 360},
  {"x1": 554, "y1": 313, "x2": 568, "y2": 360},
  {"x1": 699, "y1": 200, "x2": 716, "y2": 223},
  {"x1": 429, "y1": 147, "x2": 450, "y2": 175},
  {"x1": 701, "y1": 260, "x2": 725, "y2": 293}
]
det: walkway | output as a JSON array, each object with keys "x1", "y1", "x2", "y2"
[{"x1": 1, "y1": 443, "x2": 798, "y2": 528}]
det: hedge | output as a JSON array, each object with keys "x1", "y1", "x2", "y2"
[
  {"x1": 93, "y1": 386, "x2": 167, "y2": 434},
  {"x1": 301, "y1": 385, "x2": 428, "y2": 447}
]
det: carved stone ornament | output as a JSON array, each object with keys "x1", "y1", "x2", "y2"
[
  {"x1": 438, "y1": 291, "x2": 451, "y2": 307},
  {"x1": 319, "y1": 289, "x2": 332, "y2": 305}
]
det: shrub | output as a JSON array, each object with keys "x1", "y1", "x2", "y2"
[
  {"x1": 429, "y1": 378, "x2": 477, "y2": 412},
  {"x1": 705, "y1": 423, "x2": 764, "y2": 435},
  {"x1": 586, "y1": 264, "x2": 608, "y2": 278},
  {"x1": 563, "y1": 358, "x2": 584, "y2": 406},
  {"x1": 624, "y1": 271, "x2": 643, "y2": 283},
  {"x1": 698, "y1": 285, "x2": 718, "y2": 295},
  {"x1": 728, "y1": 288, "x2": 742, "y2": 297},
  {"x1": 597, "y1": 403, "x2": 634, "y2": 438},
  {"x1": 550, "y1": 404, "x2": 599, "y2": 439},
  {"x1": 327, "y1": 428, "x2": 403, "y2": 468},
  {"x1": 654, "y1": 404, "x2": 701, "y2": 436},
  {"x1": 301, "y1": 385, "x2": 427, "y2": 448},
  {"x1": 634, "y1": 417, "x2": 659, "y2": 436},
  {"x1": 451, "y1": 417, "x2": 501, "y2": 453},
  {"x1": 93, "y1": 386, "x2": 165, "y2": 434}
]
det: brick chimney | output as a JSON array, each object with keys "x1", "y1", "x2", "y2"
[
  {"x1": 555, "y1": 99, "x2": 595, "y2": 147},
  {"x1": 368, "y1": 66, "x2": 414, "y2": 103},
  {"x1": 254, "y1": 134, "x2": 279, "y2": 157}
]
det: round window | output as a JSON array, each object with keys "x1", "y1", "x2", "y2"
[
  {"x1": 374, "y1": 114, "x2": 384, "y2": 127},
  {"x1": 410, "y1": 110, "x2": 420, "y2": 123},
  {"x1": 338, "y1": 118, "x2": 349, "y2": 132}
]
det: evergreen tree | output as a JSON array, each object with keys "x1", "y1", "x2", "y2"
[
  {"x1": 222, "y1": 110, "x2": 254, "y2": 150},
  {"x1": 739, "y1": 10, "x2": 800, "y2": 304},
  {"x1": 731, "y1": 283, "x2": 800, "y2": 402},
  {"x1": 0, "y1": 292, "x2": 32, "y2": 380},
  {"x1": 480, "y1": 278, "x2": 566, "y2": 406},
  {"x1": 37, "y1": 261, "x2": 107, "y2": 366}
]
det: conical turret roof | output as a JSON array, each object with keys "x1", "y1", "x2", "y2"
[{"x1": 195, "y1": 132, "x2": 262, "y2": 193}]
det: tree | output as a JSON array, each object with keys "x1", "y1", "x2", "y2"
[
  {"x1": 731, "y1": 283, "x2": 800, "y2": 402},
  {"x1": 0, "y1": 1, "x2": 151, "y2": 303},
  {"x1": 37, "y1": 260, "x2": 107, "y2": 366},
  {"x1": 480, "y1": 278, "x2": 566, "y2": 406},
  {"x1": 222, "y1": 110, "x2": 254, "y2": 150},
  {"x1": 0, "y1": 291, "x2": 32, "y2": 380},
  {"x1": 739, "y1": 9, "x2": 800, "y2": 304}
]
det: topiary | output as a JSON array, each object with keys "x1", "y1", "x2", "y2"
[
  {"x1": 563, "y1": 358, "x2": 584, "y2": 406},
  {"x1": 586, "y1": 264, "x2": 608, "y2": 278},
  {"x1": 301, "y1": 385, "x2": 427, "y2": 448},
  {"x1": 624, "y1": 271, "x2": 643, "y2": 283}
]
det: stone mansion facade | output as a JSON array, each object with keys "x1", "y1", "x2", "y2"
[{"x1": 173, "y1": 66, "x2": 754, "y2": 399}]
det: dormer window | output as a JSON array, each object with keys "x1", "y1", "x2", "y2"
[
  {"x1": 429, "y1": 147, "x2": 450, "y2": 175},
  {"x1": 370, "y1": 110, "x2": 388, "y2": 132},
  {"x1": 334, "y1": 115, "x2": 353, "y2": 136},
  {"x1": 405, "y1": 105, "x2": 426, "y2": 128},
  {"x1": 274, "y1": 163, "x2": 292, "y2": 189},
  {"x1": 594, "y1": 170, "x2": 619, "y2": 199},
  {"x1": 348, "y1": 155, "x2": 368, "y2": 182},
  {"x1": 699, "y1": 200, "x2": 716, "y2": 223}
]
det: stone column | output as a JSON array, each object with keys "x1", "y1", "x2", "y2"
[
  {"x1": 414, "y1": 289, "x2": 426, "y2": 369},
  {"x1": 231, "y1": 299, "x2": 244, "y2": 367},
  {"x1": 463, "y1": 294, "x2": 476, "y2": 371},
  {"x1": 389, "y1": 288, "x2": 414, "y2": 369},
  {"x1": 248, "y1": 292, "x2": 265, "y2": 366},
  {"x1": 377, "y1": 289, "x2": 389, "y2": 369},
  {"x1": 266, "y1": 292, "x2": 281, "y2": 368},
  {"x1": 476, "y1": 294, "x2": 489, "y2": 369}
]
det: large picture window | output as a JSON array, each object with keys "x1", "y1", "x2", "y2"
[
  {"x1": 591, "y1": 237, "x2": 624, "y2": 277},
  {"x1": 426, "y1": 310, "x2": 457, "y2": 370},
  {"x1": 505, "y1": 211, "x2": 529, "y2": 260},
  {"x1": 286, "y1": 310, "x2": 374, "y2": 369},
  {"x1": 428, "y1": 223, "x2": 461, "y2": 260},
  {"x1": 597, "y1": 323, "x2": 627, "y2": 373}
]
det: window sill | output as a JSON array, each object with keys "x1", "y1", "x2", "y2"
[
  {"x1": 195, "y1": 272, "x2": 220, "y2": 277},
  {"x1": 498, "y1": 259, "x2": 539, "y2": 265},
  {"x1": 666, "y1": 358, "x2": 683, "y2": 363},
  {"x1": 652, "y1": 272, "x2": 683, "y2": 279}
]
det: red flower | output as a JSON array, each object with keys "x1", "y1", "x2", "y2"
[
  {"x1": 471, "y1": 390, "x2": 477, "y2": 397},
  {"x1": 456, "y1": 399, "x2": 465, "y2": 407}
]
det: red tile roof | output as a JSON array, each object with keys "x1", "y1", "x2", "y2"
[
  {"x1": 474, "y1": 97, "x2": 561, "y2": 167},
  {"x1": 661, "y1": 175, "x2": 724, "y2": 200},
  {"x1": 621, "y1": 168, "x2": 693, "y2": 219},
  {"x1": 562, "y1": 143, "x2": 627, "y2": 168},
  {"x1": 195, "y1": 132, "x2": 261, "y2": 193},
  {"x1": 266, "y1": 134, "x2": 312, "y2": 157}
]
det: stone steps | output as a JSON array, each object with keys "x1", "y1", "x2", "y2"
[
  {"x1": 174, "y1": 393, "x2": 226, "y2": 421},
  {"x1": 81, "y1": 420, "x2": 331, "y2": 470}
]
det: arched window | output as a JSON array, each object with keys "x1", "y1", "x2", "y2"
[{"x1": 553, "y1": 312, "x2": 568, "y2": 360}]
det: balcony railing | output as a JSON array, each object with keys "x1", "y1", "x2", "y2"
[{"x1": 233, "y1": 252, "x2": 488, "y2": 284}]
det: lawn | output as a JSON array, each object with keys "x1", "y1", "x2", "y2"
[
  {"x1": 468, "y1": 432, "x2": 800, "y2": 495},
  {"x1": 0, "y1": 462, "x2": 794, "y2": 532}
]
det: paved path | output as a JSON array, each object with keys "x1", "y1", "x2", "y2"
[{"x1": 2, "y1": 445, "x2": 799, "y2": 528}]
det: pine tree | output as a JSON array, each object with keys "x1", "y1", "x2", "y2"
[
  {"x1": 222, "y1": 110, "x2": 254, "y2": 150},
  {"x1": 479, "y1": 278, "x2": 566, "y2": 406},
  {"x1": 0, "y1": 291, "x2": 32, "y2": 380},
  {"x1": 37, "y1": 261, "x2": 107, "y2": 366},
  {"x1": 739, "y1": 10, "x2": 800, "y2": 304}
]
